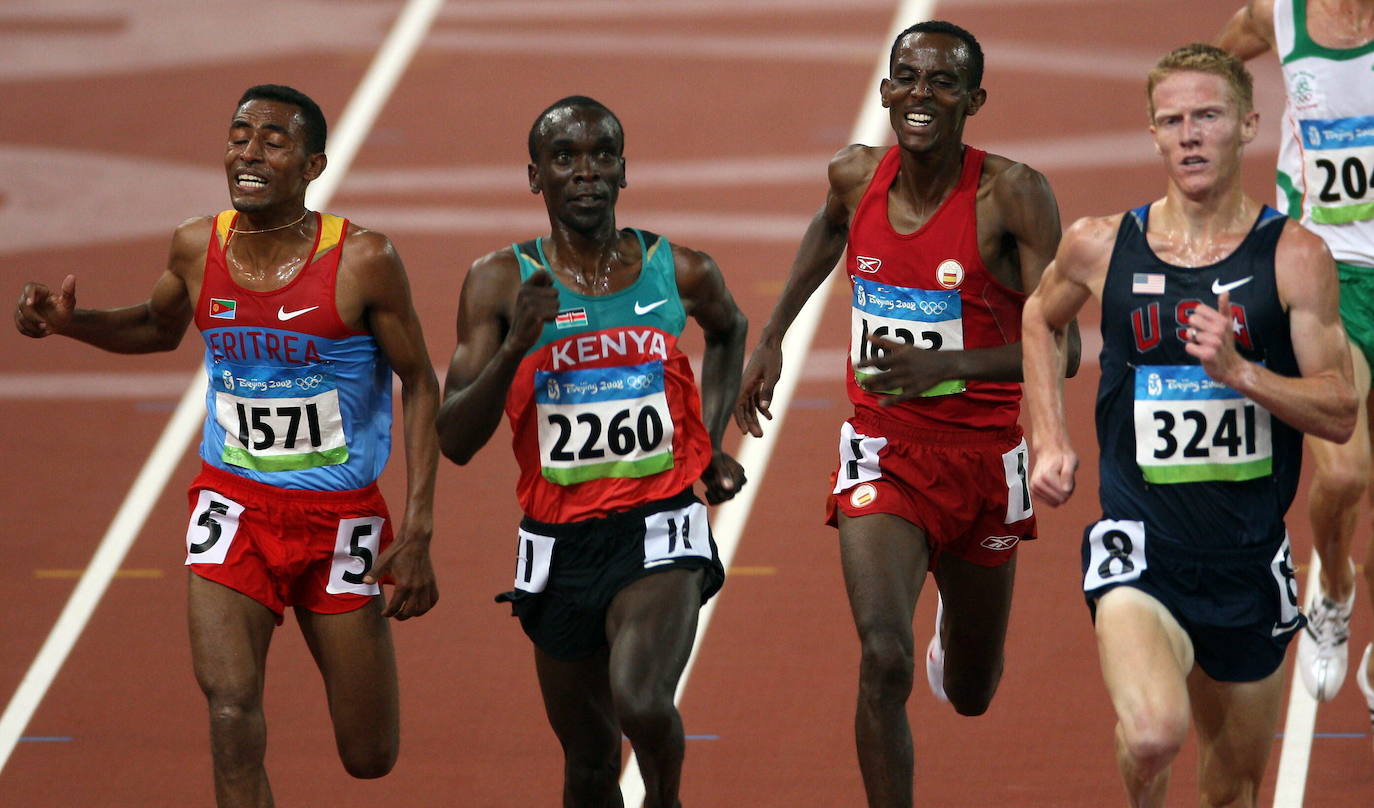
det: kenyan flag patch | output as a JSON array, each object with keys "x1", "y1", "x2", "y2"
[
  {"x1": 209, "y1": 298, "x2": 237, "y2": 319},
  {"x1": 555, "y1": 307, "x2": 588, "y2": 330}
]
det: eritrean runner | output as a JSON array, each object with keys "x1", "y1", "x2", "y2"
[
  {"x1": 436, "y1": 96, "x2": 747, "y2": 808},
  {"x1": 14, "y1": 84, "x2": 440, "y2": 808}
]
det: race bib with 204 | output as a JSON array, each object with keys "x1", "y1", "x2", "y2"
[{"x1": 1300, "y1": 116, "x2": 1374, "y2": 225}]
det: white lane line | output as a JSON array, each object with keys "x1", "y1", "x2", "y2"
[
  {"x1": 616, "y1": 0, "x2": 933, "y2": 804},
  {"x1": 0, "y1": 0, "x2": 445, "y2": 775},
  {"x1": 1274, "y1": 552, "x2": 1321, "y2": 807},
  {"x1": 436, "y1": 0, "x2": 898, "y2": 19},
  {"x1": 306, "y1": 0, "x2": 445, "y2": 209}
]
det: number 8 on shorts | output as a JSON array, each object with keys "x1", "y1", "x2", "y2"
[{"x1": 1084, "y1": 519, "x2": 1147, "y2": 591}]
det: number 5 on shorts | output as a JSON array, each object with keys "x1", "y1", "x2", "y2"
[
  {"x1": 328, "y1": 516, "x2": 384, "y2": 595},
  {"x1": 185, "y1": 490, "x2": 245, "y2": 565}
]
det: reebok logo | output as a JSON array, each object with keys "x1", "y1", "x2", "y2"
[
  {"x1": 634, "y1": 299, "x2": 667, "y2": 315},
  {"x1": 1211, "y1": 276, "x2": 1252, "y2": 295},
  {"x1": 856, "y1": 256, "x2": 882, "y2": 273},
  {"x1": 278, "y1": 305, "x2": 320, "y2": 321},
  {"x1": 980, "y1": 535, "x2": 1020, "y2": 551}
]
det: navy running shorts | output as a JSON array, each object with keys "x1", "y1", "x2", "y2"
[
  {"x1": 496, "y1": 488, "x2": 725, "y2": 661},
  {"x1": 1081, "y1": 517, "x2": 1304, "y2": 682}
]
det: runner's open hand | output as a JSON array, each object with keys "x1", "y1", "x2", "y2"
[
  {"x1": 366, "y1": 518, "x2": 439, "y2": 621},
  {"x1": 855, "y1": 335, "x2": 956, "y2": 405},
  {"x1": 735, "y1": 341, "x2": 783, "y2": 437},
  {"x1": 505, "y1": 270, "x2": 560, "y2": 354},
  {"x1": 700, "y1": 450, "x2": 746, "y2": 505},
  {"x1": 15, "y1": 275, "x2": 77, "y2": 338}
]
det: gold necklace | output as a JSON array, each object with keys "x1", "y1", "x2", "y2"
[{"x1": 229, "y1": 210, "x2": 309, "y2": 235}]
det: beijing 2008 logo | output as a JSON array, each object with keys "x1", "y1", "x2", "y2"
[
  {"x1": 1147, "y1": 373, "x2": 1163, "y2": 397},
  {"x1": 546, "y1": 377, "x2": 560, "y2": 400},
  {"x1": 1290, "y1": 71, "x2": 1321, "y2": 111},
  {"x1": 856, "y1": 284, "x2": 867, "y2": 307}
]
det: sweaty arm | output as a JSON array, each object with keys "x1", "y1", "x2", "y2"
[
  {"x1": 734, "y1": 144, "x2": 872, "y2": 436},
  {"x1": 346, "y1": 232, "x2": 441, "y2": 618},
  {"x1": 1215, "y1": 0, "x2": 1276, "y2": 60},
  {"x1": 436, "y1": 253, "x2": 559, "y2": 465},
  {"x1": 14, "y1": 217, "x2": 202, "y2": 352},
  {"x1": 1023, "y1": 216, "x2": 1115, "y2": 506},
  {"x1": 676, "y1": 245, "x2": 748, "y2": 503},
  {"x1": 1185, "y1": 222, "x2": 1356, "y2": 443},
  {"x1": 857, "y1": 161, "x2": 1077, "y2": 402}
]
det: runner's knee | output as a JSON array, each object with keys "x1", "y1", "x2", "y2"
[
  {"x1": 203, "y1": 693, "x2": 266, "y2": 771},
  {"x1": 612, "y1": 680, "x2": 677, "y2": 739},
  {"x1": 204, "y1": 689, "x2": 262, "y2": 727},
  {"x1": 858, "y1": 629, "x2": 915, "y2": 703},
  {"x1": 1118, "y1": 706, "x2": 1188, "y2": 773},
  {"x1": 944, "y1": 658, "x2": 1003, "y2": 717},
  {"x1": 337, "y1": 733, "x2": 398, "y2": 779},
  {"x1": 564, "y1": 754, "x2": 620, "y2": 798},
  {"x1": 1199, "y1": 776, "x2": 1259, "y2": 808},
  {"x1": 1313, "y1": 457, "x2": 1369, "y2": 503}
]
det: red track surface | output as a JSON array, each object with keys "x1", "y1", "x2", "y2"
[{"x1": 2, "y1": 1, "x2": 1371, "y2": 805}]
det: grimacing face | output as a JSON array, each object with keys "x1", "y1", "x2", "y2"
[
  {"x1": 225, "y1": 99, "x2": 323, "y2": 214},
  {"x1": 881, "y1": 32, "x2": 985, "y2": 154}
]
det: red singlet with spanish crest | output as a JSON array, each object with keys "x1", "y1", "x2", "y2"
[{"x1": 845, "y1": 145, "x2": 1024, "y2": 432}]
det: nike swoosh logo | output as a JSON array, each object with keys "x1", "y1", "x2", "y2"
[
  {"x1": 277, "y1": 305, "x2": 320, "y2": 321},
  {"x1": 1211, "y1": 276, "x2": 1253, "y2": 295},
  {"x1": 634, "y1": 299, "x2": 667, "y2": 315}
]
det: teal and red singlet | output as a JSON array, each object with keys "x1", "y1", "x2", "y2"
[{"x1": 504, "y1": 229, "x2": 713, "y2": 523}]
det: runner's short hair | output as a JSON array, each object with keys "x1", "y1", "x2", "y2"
[
  {"x1": 890, "y1": 20, "x2": 984, "y2": 89},
  {"x1": 528, "y1": 96, "x2": 624, "y2": 161},
  {"x1": 237, "y1": 84, "x2": 327, "y2": 154},
  {"x1": 1146, "y1": 43, "x2": 1254, "y2": 119}
]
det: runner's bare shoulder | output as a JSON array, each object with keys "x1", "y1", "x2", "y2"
[{"x1": 828, "y1": 144, "x2": 884, "y2": 198}]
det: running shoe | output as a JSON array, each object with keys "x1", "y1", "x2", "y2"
[
  {"x1": 926, "y1": 594, "x2": 949, "y2": 703},
  {"x1": 1296, "y1": 563, "x2": 1356, "y2": 702},
  {"x1": 1356, "y1": 643, "x2": 1374, "y2": 750}
]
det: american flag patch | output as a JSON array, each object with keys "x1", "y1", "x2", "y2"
[
  {"x1": 555, "y1": 307, "x2": 588, "y2": 329},
  {"x1": 1131, "y1": 273, "x2": 1165, "y2": 295},
  {"x1": 209, "y1": 298, "x2": 237, "y2": 319}
]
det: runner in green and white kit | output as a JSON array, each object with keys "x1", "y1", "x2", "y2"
[{"x1": 1218, "y1": 0, "x2": 1374, "y2": 738}]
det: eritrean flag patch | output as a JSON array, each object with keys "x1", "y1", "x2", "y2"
[
  {"x1": 555, "y1": 307, "x2": 588, "y2": 330},
  {"x1": 209, "y1": 298, "x2": 237, "y2": 319}
]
